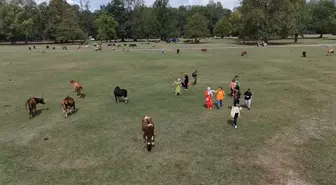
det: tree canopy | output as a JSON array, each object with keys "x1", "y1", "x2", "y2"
[{"x1": 1, "y1": 0, "x2": 336, "y2": 43}]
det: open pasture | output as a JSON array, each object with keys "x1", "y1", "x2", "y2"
[{"x1": 1, "y1": 40, "x2": 336, "y2": 185}]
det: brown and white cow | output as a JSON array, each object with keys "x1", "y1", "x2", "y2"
[
  {"x1": 69, "y1": 80, "x2": 84, "y2": 98},
  {"x1": 60, "y1": 96, "x2": 76, "y2": 118},
  {"x1": 201, "y1": 48, "x2": 207, "y2": 53},
  {"x1": 25, "y1": 97, "x2": 45, "y2": 119},
  {"x1": 328, "y1": 49, "x2": 334, "y2": 56},
  {"x1": 241, "y1": 50, "x2": 247, "y2": 56},
  {"x1": 142, "y1": 116, "x2": 155, "y2": 151}
]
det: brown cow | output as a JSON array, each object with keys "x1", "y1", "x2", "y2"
[
  {"x1": 241, "y1": 50, "x2": 247, "y2": 56},
  {"x1": 25, "y1": 97, "x2": 45, "y2": 119},
  {"x1": 69, "y1": 80, "x2": 84, "y2": 98},
  {"x1": 142, "y1": 116, "x2": 155, "y2": 151},
  {"x1": 328, "y1": 49, "x2": 334, "y2": 56},
  {"x1": 60, "y1": 96, "x2": 76, "y2": 118},
  {"x1": 201, "y1": 48, "x2": 207, "y2": 52}
]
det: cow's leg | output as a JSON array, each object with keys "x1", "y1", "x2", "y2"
[
  {"x1": 151, "y1": 135, "x2": 155, "y2": 146},
  {"x1": 143, "y1": 133, "x2": 147, "y2": 143},
  {"x1": 29, "y1": 108, "x2": 33, "y2": 119},
  {"x1": 115, "y1": 96, "x2": 118, "y2": 103}
]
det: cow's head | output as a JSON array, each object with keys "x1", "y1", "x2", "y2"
[
  {"x1": 115, "y1": 86, "x2": 120, "y2": 90},
  {"x1": 37, "y1": 97, "x2": 46, "y2": 104},
  {"x1": 69, "y1": 80, "x2": 75, "y2": 84}
]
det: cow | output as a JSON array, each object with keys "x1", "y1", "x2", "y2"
[
  {"x1": 29, "y1": 47, "x2": 31, "y2": 50},
  {"x1": 302, "y1": 51, "x2": 306, "y2": 57},
  {"x1": 241, "y1": 50, "x2": 247, "y2": 56},
  {"x1": 53, "y1": 47, "x2": 55, "y2": 50},
  {"x1": 60, "y1": 96, "x2": 76, "y2": 118},
  {"x1": 33, "y1": 46, "x2": 36, "y2": 49},
  {"x1": 177, "y1": 49, "x2": 180, "y2": 54},
  {"x1": 107, "y1": 43, "x2": 112, "y2": 47},
  {"x1": 129, "y1": 44, "x2": 137, "y2": 47},
  {"x1": 46, "y1": 45, "x2": 49, "y2": 49},
  {"x1": 25, "y1": 97, "x2": 45, "y2": 119},
  {"x1": 142, "y1": 116, "x2": 155, "y2": 151},
  {"x1": 328, "y1": 49, "x2": 334, "y2": 56},
  {"x1": 69, "y1": 80, "x2": 84, "y2": 98},
  {"x1": 114, "y1": 86, "x2": 128, "y2": 103},
  {"x1": 124, "y1": 44, "x2": 127, "y2": 46},
  {"x1": 201, "y1": 48, "x2": 207, "y2": 52}
]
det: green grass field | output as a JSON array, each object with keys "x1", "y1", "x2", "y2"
[{"x1": 1, "y1": 38, "x2": 336, "y2": 185}]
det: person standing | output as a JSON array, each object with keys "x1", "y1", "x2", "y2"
[
  {"x1": 173, "y1": 78, "x2": 182, "y2": 95},
  {"x1": 231, "y1": 103, "x2": 240, "y2": 128},
  {"x1": 183, "y1": 73, "x2": 189, "y2": 90},
  {"x1": 244, "y1": 88, "x2": 252, "y2": 110},
  {"x1": 216, "y1": 87, "x2": 225, "y2": 108},
  {"x1": 192, "y1": 70, "x2": 198, "y2": 84},
  {"x1": 205, "y1": 94, "x2": 213, "y2": 110},
  {"x1": 230, "y1": 79, "x2": 236, "y2": 96},
  {"x1": 233, "y1": 88, "x2": 241, "y2": 106},
  {"x1": 235, "y1": 76, "x2": 240, "y2": 91}
]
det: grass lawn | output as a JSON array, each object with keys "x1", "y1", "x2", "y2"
[{"x1": 0, "y1": 39, "x2": 336, "y2": 185}]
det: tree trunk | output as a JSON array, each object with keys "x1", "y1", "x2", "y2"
[
  {"x1": 194, "y1": 38, "x2": 197, "y2": 43},
  {"x1": 121, "y1": 37, "x2": 125, "y2": 42},
  {"x1": 25, "y1": 34, "x2": 28, "y2": 44},
  {"x1": 294, "y1": 33, "x2": 298, "y2": 43},
  {"x1": 319, "y1": 33, "x2": 323, "y2": 38}
]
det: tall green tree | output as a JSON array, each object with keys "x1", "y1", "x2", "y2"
[
  {"x1": 214, "y1": 17, "x2": 232, "y2": 38},
  {"x1": 310, "y1": 0, "x2": 336, "y2": 38},
  {"x1": 95, "y1": 12, "x2": 117, "y2": 40},
  {"x1": 152, "y1": 0, "x2": 171, "y2": 40},
  {"x1": 184, "y1": 13, "x2": 209, "y2": 42}
]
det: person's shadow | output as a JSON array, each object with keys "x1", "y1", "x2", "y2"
[{"x1": 227, "y1": 120, "x2": 234, "y2": 126}]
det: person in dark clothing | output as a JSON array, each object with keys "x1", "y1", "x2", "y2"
[
  {"x1": 244, "y1": 88, "x2": 252, "y2": 110},
  {"x1": 192, "y1": 70, "x2": 198, "y2": 84},
  {"x1": 233, "y1": 88, "x2": 241, "y2": 106},
  {"x1": 231, "y1": 103, "x2": 240, "y2": 129},
  {"x1": 183, "y1": 73, "x2": 189, "y2": 90}
]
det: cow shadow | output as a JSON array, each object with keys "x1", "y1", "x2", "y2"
[
  {"x1": 79, "y1": 93, "x2": 86, "y2": 99},
  {"x1": 35, "y1": 108, "x2": 49, "y2": 117}
]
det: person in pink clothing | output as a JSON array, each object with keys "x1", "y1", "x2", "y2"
[{"x1": 230, "y1": 79, "x2": 236, "y2": 96}]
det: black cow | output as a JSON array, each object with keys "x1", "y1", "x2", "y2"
[
  {"x1": 46, "y1": 45, "x2": 49, "y2": 49},
  {"x1": 107, "y1": 43, "x2": 112, "y2": 47},
  {"x1": 302, "y1": 51, "x2": 306, "y2": 57},
  {"x1": 114, "y1": 86, "x2": 128, "y2": 103},
  {"x1": 29, "y1": 47, "x2": 31, "y2": 50},
  {"x1": 33, "y1": 46, "x2": 36, "y2": 49},
  {"x1": 177, "y1": 49, "x2": 180, "y2": 54},
  {"x1": 53, "y1": 47, "x2": 55, "y2": 50},
  {"x1": 124, "y1": 44, "x2": 127, "y2": 46},
  {"x1": 129, "y1": 44, "x2": 137, "y2": 47}
]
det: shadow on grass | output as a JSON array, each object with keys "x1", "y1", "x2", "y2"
[
  {"x1": 34, "y1": 108, "x2": 49, "y2": 117},
  {"x1": 227, "y1": 120, "x2": 234, "y2": 127}
]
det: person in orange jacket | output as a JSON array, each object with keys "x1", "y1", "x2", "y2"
[{"x1": 216, "y1": 87, "x2": 225, "y2": 108}]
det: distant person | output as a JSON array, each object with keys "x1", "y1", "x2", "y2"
[
  {"x1": 244, "y1": 88, "x2": 252, "y2": 110},
  {"x1": 216, "y1": 87, "x2": 225, "y2": 108},
  {"x1": 235, "y1": 75, "x2": 240, "y2": 91},
  {"x1": 161, "y1": 48, "x2": 165, "y2": 55},
  {"x1": 231, "y1": 103, "x2": 240, "y2": 128},
  {"x1": 192, "y1": 70, "x2": 198, "y2": 84}
]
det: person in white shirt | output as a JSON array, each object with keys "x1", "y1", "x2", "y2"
[{"x1": 231, "y1": 103, "x2": 241, "y2": 128}]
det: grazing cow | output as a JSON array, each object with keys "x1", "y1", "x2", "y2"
[
  {"x1": 33, "y1": 46, "x2": 36, "y2": 49},
  {"x1": 46, "y1": 45, "x2": 49, "y2": 49},
  {"x1": 25, "y1": 97, "x2": 45, "y2": 119},
  {"x1": 69, "y1": 80, "x2": 84, "y2": 98},
  {"x1": 124, "y1": 44, "x2": 127, "y2": 46},
  {"x1": 29, "y1": 47, "x2": 31, "y2": 50},
  {"x1": 302, "y1": 51, "x2": 306, "y2": 57},
  {"x1": 328, "y1": 49, "x2": 334, "y2": 56},
  {"x1": 129, "y1": 44, "x2": 137, "y2": 47},
  {"x1": 142, "y1": 116, "x2": 155, "y2": 151},
  {"x1": 53, "y1": 47, "x2": 55, "y2": 50},
  {"x1": 177, "y1": 49, "x2": 180, "y2": 54},
  {"x1": 241, "y1": 50, "x2": 247, "y2": 56},
  {"x1": 114, "y1": 86, "x2": 128, "y2": 103},
  {"x1": 60, "y1": 96, "x2": 76, "y2": 118},
  {"x1": 95, "y1": 45, "x2": 102, "y2": 51},
  {"x1": 201, "y1": 48, "x2": 207, "y2": 52},
  {"x1": 107, "y1": 43, "x2": 112, "y2": 47}
]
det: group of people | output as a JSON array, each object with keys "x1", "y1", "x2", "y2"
[
  {"x1": 173, "y1": 72, "x2": 253, "y2": 129},
  {"x1": 173, "y1": 70, "x2": 197, "y2": 95}
]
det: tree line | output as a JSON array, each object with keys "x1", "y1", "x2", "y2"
[{"x1": 1, "y1": 0, "x2": 336, "y2": 44}]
